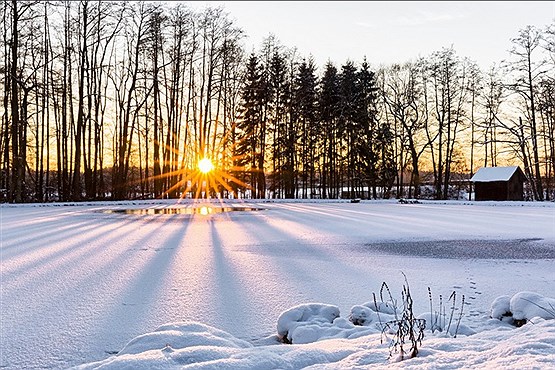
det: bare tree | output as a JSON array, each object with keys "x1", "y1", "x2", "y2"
[
  {"x1": 111, "y1": 2, "x2": 149, "y2": 199},
  {"x1": 425, "y1": 47, "x2": 470, "y2": 200},
  {"x1": 382, "y1": 62, "x2": 430, "y2": 198},
  {"x1": 505, "y1": 26, "x2": 545, "y2": 200}
]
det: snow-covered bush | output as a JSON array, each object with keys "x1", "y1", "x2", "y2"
[
  {"x1": 348, "y1": 304, "x2": 397, "y2": 329},
  {"x1": 510, "y1": 291, "x2": 555, "y2": 325},
  {"x1": 349, "y1": 305, "x2": 379, "y2": 327},
  {"x1": 348, "y1": 305, "x2": 375, "y2": 326},
  {"x1": 362, "y1": 299, "x2": 397, "y2": 315},
  {"x1": 276, "y1": 303, "x2": 340, "y2": 344},
  {"x1": 491, "y1": 291, "x2": 555, "y2": 327},
  {"x1": 490, "y1": 295, "x2": 513, "y2": 322}
]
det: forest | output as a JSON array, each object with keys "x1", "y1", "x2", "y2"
[{"x1": 1, "y1": 1, "x2": 554, "y2": 202}]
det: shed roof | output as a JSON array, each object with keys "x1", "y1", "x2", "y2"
[{"x1": 470, "y1": 166, "x2": 525, "y2": 182}]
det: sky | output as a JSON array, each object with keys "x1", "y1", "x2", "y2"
[{"x1": 187, "y1": 1, "x2": 555, "y2": 69}]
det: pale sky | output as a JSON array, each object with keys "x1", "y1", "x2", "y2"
[{"x1": 187, "y1": 1, "x2": 555, "y2": 69}]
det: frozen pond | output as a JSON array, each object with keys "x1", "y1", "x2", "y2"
[{"x1": 1, "y1": 200, "x2": 554, "y2": 369}]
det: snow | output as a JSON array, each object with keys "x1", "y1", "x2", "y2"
[
  {"x1": 470, "y1": 166, "x2": 521, "y2": 182},
  {"x1": 70, "y1": 316, "x2": 555, "y2": 370},
  {"x1": 1, "y1": 199, "x2": 554, "y2": 369},
  {"x1": 276, "y1": 303, "x2": 340, "y2": 343},
  {"x1": 509, "y1": 291, "x2": 555, "y2": 321},
  {"x1": 490, "y1": 295, "x2": 513, "y2": 321}
]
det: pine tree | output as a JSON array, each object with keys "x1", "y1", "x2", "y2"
[
  {"x1": 268, "y1": 50, "x2": 290, "y2": 198},
  {"x1": 356, "y1": 58, "x2": 380, "y2": 199},
  {"x1": 294, "y1": 58, "x2": 318, "y2": 198},
  {"x1": 319, "y1": 62, "x2": 340, "y2": 198},
  {"x1": 236, "y1": 53, "x2": 263, "y2": 198},
  {"x1": 339, "y1": 61, "x2": 359, "y2": 198}
]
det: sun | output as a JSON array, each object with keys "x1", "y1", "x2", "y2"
[
  {"x1": 198, "y1": 158, "x2": 214, "y2": 174},
  {"x1": 147, "y1": 128, "x2": 252, "y2": 199}
]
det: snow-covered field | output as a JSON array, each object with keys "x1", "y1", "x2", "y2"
[{"x1": 1, "y1": 199, "x2": 554, "y2": 369}]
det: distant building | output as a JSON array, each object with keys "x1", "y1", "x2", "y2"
[{"x1": 470, "y1": 166, "x2": 527, "y2": 201}]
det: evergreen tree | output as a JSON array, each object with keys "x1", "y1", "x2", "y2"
[
  {"x1": 355, "y1": 58, "x2": 380, "y2": 198},
  {"x1": 236, "y1": 53, "x2": 263, "y2": 197},
  {"x1": 338, "y1": 61, "x2": 359, "y2": 198},
  {"x1": 294, "y1": 58, "x2": 318, "y2": 198},
  {"x1": 319, "y1": 61, "x2": 341, "y2": 198},
  {"x1": 268, "y1": 50, "x2": 290, "y2": 198}
]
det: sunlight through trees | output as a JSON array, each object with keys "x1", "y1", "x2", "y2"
[{"x1": 1, "y1": 2, "x2": 554, "y2": 202}]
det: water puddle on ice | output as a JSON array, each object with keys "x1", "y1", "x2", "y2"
[
  {"x1": 101, "y1": 206, "x2": 265, "y2": 216},
  {"x1": 361, "y1": 239, "x2": 554, "y2": 259}
]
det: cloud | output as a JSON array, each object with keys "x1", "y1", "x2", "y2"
[
  {"x1": 355, "y1": 21, "x2": 378, "y2": 29},
  {"x1": 394, "y1": 10, "x2": 465, "y2": 26}
]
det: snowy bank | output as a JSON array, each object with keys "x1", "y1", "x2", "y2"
[{"x1": 74, "y1": 292, "x2": 555, "y2": 369}]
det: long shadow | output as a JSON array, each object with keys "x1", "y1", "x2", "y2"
[
  {"x1": 2, "y1": 217, "x2": 113, "y2": 261},
  {"x1": 232, "y1": 205, "x2": 393, "y2": 302},
  {"x1": 2, "y1": 213, "x2": 192, "y2": 369},
  {"x1": 84, "y1": 213, "x2": 192, "y2": 356},
  {"x1": 0, "y1": 206, "x2": 156, "y2": 257},
  {"x1": 194, "y1": 211, "x2": 381, "y2": 340},
  {"x1": 4, "y1": 211, "x2": 170, "y2": 292},
  {"x1": 1, "y1": 211, "x2": 100, "y2": 252},
  {"x1": 2, "y1": 214, "x2": 151, "y2": 310},
  {"x1": 208, "y1": 214, "x2": 318, "y2": 339},
  {"x1": 266, "y1": 202, "x2": 450, "y2": 240},
  {"x1": 206, "y1": 218, "x2": 255, "y2": 334},
  {"x1": 2, "y1": 214, "x2": 141, "y2": 280}
]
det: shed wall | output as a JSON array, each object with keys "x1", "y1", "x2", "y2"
[
  {"x1": 474, "y1": 173, "x2": 524, "y2": 201},
  {"x1": 475, "y1": 181, "x2": 508, "y2": 201}
]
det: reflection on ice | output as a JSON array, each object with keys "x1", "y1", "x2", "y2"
[{"x1": 101, "y1": 207, "x2": 265, "y2": 215}]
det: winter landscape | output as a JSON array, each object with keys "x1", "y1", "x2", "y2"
[
  {"x1": 2, "y1": 1, "x2": 555, "y2": 368},
  {"x1": 1, "y1": 199, "x2": 554, "y2": 369}
]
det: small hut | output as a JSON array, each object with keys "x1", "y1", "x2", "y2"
[{"x1": 470, "y1": 166, "x2": 527, "y2": 201}]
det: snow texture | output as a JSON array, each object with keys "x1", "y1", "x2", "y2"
[
  {"x1": 1, "y1": 199, "x2": 554, "y2": 369},
  {"x1": 509, "y1": 291, "x2": 555, "y2": 321},
  {"x1": 490, "y1": 295, "x2": 513, "y2": 321},
  {"x1": 276, "y1": 303, "x2": 340, "y2": 343}
]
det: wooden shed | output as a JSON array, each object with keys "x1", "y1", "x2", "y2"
[{"x1": 470, "y1": 166, "x2": 527, "y2": 201}]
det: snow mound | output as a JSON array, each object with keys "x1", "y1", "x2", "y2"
[
  {"x1": 276, "y1": 303, "x2": 341, "y2": 344},
  {"x1": 348, "y1": 305, "x2": 395, "y2": 327},
  {"x1": 118, "y1": 321, "x2": 253, "y2": 356},
  {"x1": 510, "y1": 291, "x2": 555, "y2": 321},
  {"x1": 490, "y1": 295, "x2": 512, "y2": 321},
  {"x1": 349, "y1": 305, "x2": 379, "y2": 326},
  {"x1": 73, "y1": 294, "x2": 555, "y2": 369},
  {"x1": 361, "y1": 300, "x2": 397, "y2": 315},
  {"x1": 491, "y1": 291, "x2": 555, "y2": 326}
]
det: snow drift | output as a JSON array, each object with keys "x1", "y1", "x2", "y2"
[{"x1": 74, "y1": 292, "x2": 555, "y2": 369}]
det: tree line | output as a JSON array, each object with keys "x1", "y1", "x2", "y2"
[{"x1": 1, "y1": 1, "x2": 554, "y2": 202}]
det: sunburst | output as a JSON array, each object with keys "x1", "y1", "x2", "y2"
[
  {"x1": 118, "y1": 117, "x2": 261, "y2": 201},
  {"x1": 198, "y1": 158, "x2": 214, "y2": 174},
  {"x1": 141, "y1": 127, "x2": 257, "y2": 200}
]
